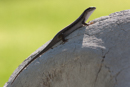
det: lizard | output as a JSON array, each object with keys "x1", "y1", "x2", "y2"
[{"x1": 11, "y1": 7, "x2": 96, "y2": 84}]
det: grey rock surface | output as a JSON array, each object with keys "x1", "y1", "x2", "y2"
[{"x1": 4, "y1": 10, "x2": 130, "y2": 87}]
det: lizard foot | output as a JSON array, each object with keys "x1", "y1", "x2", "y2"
[{"x1": 60, "y1": 39, "x2": 68, "y2": 44}]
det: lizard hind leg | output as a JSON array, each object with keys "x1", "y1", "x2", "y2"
[{"x1": 59, "y1": 33, "x2": 68, "y2": 44}]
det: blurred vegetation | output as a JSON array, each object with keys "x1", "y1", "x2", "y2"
[{"x1": 0, "y1": 0, "x2": 129, "y2": 86}]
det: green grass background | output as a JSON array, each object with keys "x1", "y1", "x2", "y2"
[{"x1": 0, "y1": 0, "x2": 129, "y2": 86}]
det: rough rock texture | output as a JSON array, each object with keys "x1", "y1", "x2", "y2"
[{"x1": 4, "y1": 10, "x2": 130, "y2": 87}]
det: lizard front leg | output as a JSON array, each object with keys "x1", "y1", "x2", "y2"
[{"x1": 82, "y1": 21, "x2": 94, "y2": 26}]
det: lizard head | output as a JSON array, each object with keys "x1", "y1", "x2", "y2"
[{"x1": 83, "y1": 7, "x2": 96, "y2": 22}]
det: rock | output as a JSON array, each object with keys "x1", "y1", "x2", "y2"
[{"x1": 4, "y1": 10, "x2": 130, "y2": 87}]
